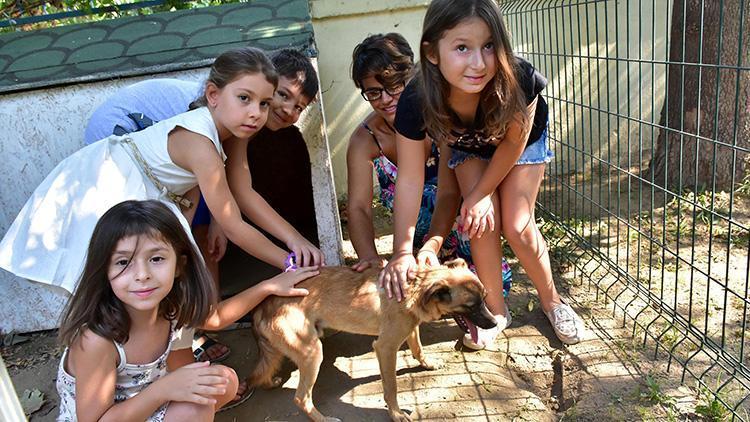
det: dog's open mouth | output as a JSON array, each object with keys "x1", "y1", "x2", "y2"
[
  {"x1": 452, "y1": 304, "x2": 497, "y2": 345},
  {"x1": 453, "y1": 314, "x2": 479, "y2": 344}
]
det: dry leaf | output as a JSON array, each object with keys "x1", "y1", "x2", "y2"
[{"x1": 20, "y1": 388, "x2": 44, "y2": 415}]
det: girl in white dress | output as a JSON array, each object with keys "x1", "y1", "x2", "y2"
[{"x1": 0, "y1": 47, "x2": 299, "y2": 293}]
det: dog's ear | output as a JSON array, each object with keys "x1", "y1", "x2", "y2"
[
  {"x1": 444, "y1": 258, "x2": 468, "y2": 269},
  {"x1": 421, "y1": 281, "x2": 452, "y2": 308}
]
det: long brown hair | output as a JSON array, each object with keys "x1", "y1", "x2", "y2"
[
  {"x1": 419, "y1": 0, "x2": 528, "y2": 141},
  {"x1": 190, "y1": 46, "x2": 279, "y2": 110},
  {"x1": 59, "y1": 200, "x2": 217, "y2": 347}
]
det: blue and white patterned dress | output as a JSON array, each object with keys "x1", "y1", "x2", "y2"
[{"x1": 56, "y1": 321, "x2": 176, "y2": 421}]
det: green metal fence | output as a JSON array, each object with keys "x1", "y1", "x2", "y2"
[{"x1": 500, "y1": 0, "x2": 749, "y2": 419}]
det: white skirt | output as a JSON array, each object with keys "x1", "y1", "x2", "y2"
[{"x1": 0, "y1": 136, "x2": 193, "y2": 293}]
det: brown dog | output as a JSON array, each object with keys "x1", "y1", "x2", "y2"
[{"x1": 248, "y1": 258, "x2": 497, "y2": 421}]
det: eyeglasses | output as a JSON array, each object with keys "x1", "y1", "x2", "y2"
[{"x1": 360, "y1": 82, "x2": 406, "y2": 102}]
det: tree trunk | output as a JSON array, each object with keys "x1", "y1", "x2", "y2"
[{"x1": 647, "y1": 0, "x2": 749, "y2": 192}]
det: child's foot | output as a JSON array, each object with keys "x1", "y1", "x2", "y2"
[
  {"x1": 217, "y1": 380, "x2": 254, "y2": 412},
  {"x1": 544, "y1": 303, "x2": 586, "y2": 345},
  {"x1": 462, "y1": 308, "x2": 512, "y2": 350},
  {"x1": 192, "y1": 335, "x2": 231, "y2": 362}
]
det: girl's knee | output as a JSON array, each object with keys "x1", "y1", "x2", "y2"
[
  {"x1": 213, "y1": 364, "x2": 239, "y2": 410},
  {"x1": 215, "y1": 364, "x2": 239, "y2": 384},
  {"x1": 503, "y1": 216, "x2": 539, "y2": 247}
]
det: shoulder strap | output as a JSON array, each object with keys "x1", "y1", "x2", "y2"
[
  {"x1": 113, "y1": 341, "x2": 127, "y2": 371},
  {"x1": 120, "y1": 137, "x2": 192, "y2": 209},
  {"x1": 362, "y1": 122, "x2": 385, "y2": 155}
]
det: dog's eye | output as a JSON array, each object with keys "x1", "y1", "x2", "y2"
[{"x1": 457, "y1": 304, "x2": 474, "y2": 313}]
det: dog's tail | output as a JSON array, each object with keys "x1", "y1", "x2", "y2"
[{"x1": 248, "y1": 309, "x2": 285, "y2": 388}]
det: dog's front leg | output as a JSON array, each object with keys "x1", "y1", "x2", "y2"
[
  {"x1": 373, "y1": 331, "x2": 412, "y2": 422},
  {"x1": 406, "y1": 325, "x2": 442, "y2": 370}
]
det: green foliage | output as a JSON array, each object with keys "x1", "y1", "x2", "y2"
[
  {"x1": 0, "y1": 0, "x2": 238, "y2": 33},
  {"x1": 695, "y1": 378, "x2": 733, "y2": 422},
  {"x1": 660, "y1": 325, "x2": 682, "y2": 350},
  {"x1": 661, "y1": 189, "x2": 748, "y2": 246},
  {"x1": 639, "y1": 375, "x2": 675, "y2": 407},
  {"x1": 694, "y1": 386, "x2": 730, "y2": 421},
  {"x1": 560, "y1": 402, "x2": 579, "y2": 420},
  {"x1": 736, "y1": 170, "x2": 750, "y2": 197}
]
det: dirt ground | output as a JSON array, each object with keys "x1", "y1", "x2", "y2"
[{"x1": 3, "y1": 204, "x2": 708, "y2": 421}]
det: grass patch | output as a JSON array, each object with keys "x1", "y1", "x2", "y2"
[{"x1": 694, "y1": 386, "x2": 730, "y2": 421}]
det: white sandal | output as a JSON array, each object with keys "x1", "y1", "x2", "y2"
[{"x1": 462, "y1": 307, "x2": 512, "y2": 350}]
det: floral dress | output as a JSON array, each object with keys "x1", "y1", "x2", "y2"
[{"x1": 56, "y1": 321, "x2": 176, "y2": 421}]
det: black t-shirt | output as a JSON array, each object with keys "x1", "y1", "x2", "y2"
[
  {"x1": 246, "y1": 126, "x2": 319, "y2": 245},
  {"x1": 394, "y1": 56, "x2": 549, "y2": 154}
]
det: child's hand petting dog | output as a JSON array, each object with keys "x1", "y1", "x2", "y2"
[
  {"x1": 264, "y1": 266, "x2": 319, "y2": 297},
  {"x1": 286, "y1": 235, "x2": 325, "y2": 267},
  {"x1": 351, "y1": 257, "x2": 387, "y2": 272},
  {"x1": 379, "y1": 252, "x2": 417, "y2": 302},
  {"x1": 416, "y1": 248, "x2": 440, "y2": 268}
]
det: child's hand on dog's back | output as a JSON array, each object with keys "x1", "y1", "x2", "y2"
[{"x1": 265, "y1": 266, "x2": 319, "y2": 297}]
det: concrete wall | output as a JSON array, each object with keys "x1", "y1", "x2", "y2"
[
  {"x1": 311, "y1": 0, "x2": 429, "y2": 197},
  {"x1": 0, "y1": 61, "x2": 342, "y2": 333}
]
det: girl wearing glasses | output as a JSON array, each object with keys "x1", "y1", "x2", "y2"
[
  {"x1": 346, "y1": 33, "x2": 432, "y2": 272},
  {"x1": 345, "y1": 33, "x2": 512, "y2": 299}
]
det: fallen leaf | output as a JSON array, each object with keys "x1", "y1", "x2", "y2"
[{"x1": 20, "y1": 389, "x2": 44, "y2": 415}]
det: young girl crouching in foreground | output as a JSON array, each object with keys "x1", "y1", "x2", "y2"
[
  {"x1": 56, "y1": 200, "x2": 238, "y2": 421},
  {"x1": 380, "y1": 0, "x2": 585, "y2": 349}
]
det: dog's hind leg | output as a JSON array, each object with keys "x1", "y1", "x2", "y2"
[
  {"x1": 405, "y1": 325, "x2": 441, "y2": 370},
  {"x1": 287, "y1": 333, "x2": 340, "y2": 422},
  {"x1": 247, "y1": 334, "x2": 285, "y2": 389},
  {"x1": 373, "y1": 324, "x2": 414, "y2": 422}
]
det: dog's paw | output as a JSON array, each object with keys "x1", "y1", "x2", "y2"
[
  {"x1": 418, "y1": 357, "x2": 443, "y2": 370},
  {"x1": 388, "y1": 410, "x2": 412, "y2": 422},
  {"x1": 322, "y1": 418, "x2": 342, "y2": 422}
]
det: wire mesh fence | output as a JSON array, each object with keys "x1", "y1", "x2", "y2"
[{"x1": 499, "y1": 0, "x2": 749, "y2": 418}]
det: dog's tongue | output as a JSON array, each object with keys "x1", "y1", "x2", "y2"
[{"x1": 466, "y1": 319, "x2": 478, "y2": 344}]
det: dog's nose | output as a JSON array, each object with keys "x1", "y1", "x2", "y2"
[{"x1": 472, "y1": 304, "x2": 498, "y2": 329}]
